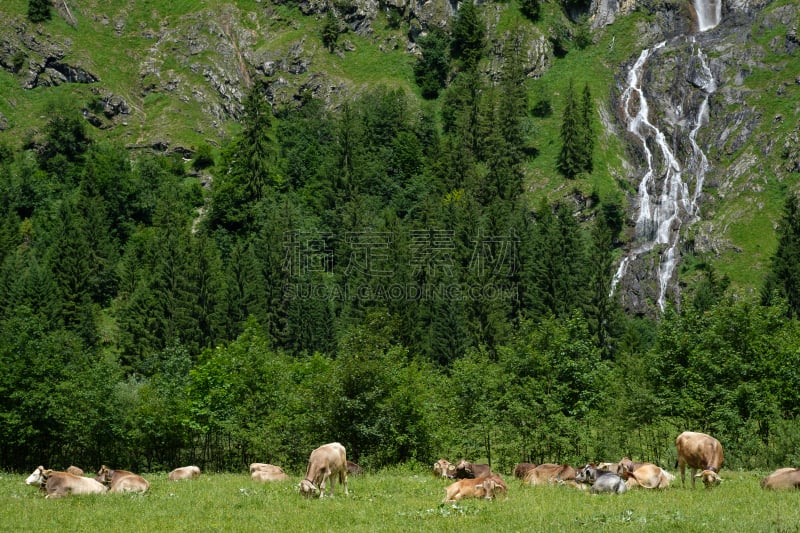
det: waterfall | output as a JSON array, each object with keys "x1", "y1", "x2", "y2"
[
  {"x1": 611, "y1": 35, "x2": 718, "y2": 311},
  {"x1": 694, "y1": 0, "x2": 722, "y2": 32}
]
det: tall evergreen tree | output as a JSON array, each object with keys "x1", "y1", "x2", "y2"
[
  {"x1": 557, "y1": 79, "x2": 582, "y2": 178},
  {"x1": 762, "y1": 193, "x2": 800, "y2": 317},
  {"x1": 450, "y1": 0, "x2": 486, "y2": 70},
  {"x1": 579, "y1": 82, "x2": 595, "y2": 173},
  {"x1": 413, "y1": 27, "x2": 451, "y2": 99}
]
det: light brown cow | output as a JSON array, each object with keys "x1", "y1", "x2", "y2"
[
  {"x1": 522, "y1": 463, "x2": 578, "y2": 486},
  {"x1": 760, "y1": 468, "x2": 800, "y2": 490},
  {"x1": 624, "y1": 464, "x2": 675, "y2": 489},
  {"x1": 675, "y1": 431, "x2": 724, "y2": 488},
  {"x1": 168, "y1": 466, "x2": 201, "y2": 481},
  {"x1": 443, "y1": 474, "x2": 508, "y2": 502},
  {"x1": 95, "y1": 465, "x2": 150, "y2": 493},
  {"x1": 299, "y1": 442, "x2": 348, "y2": 498},
  {"x1": 617, "y1": 457, "x2": 650, "y2": 475},
  {"x1": 252, "y1": 468, "x2": 290, "y2": 482},
  {"x1": 66, "y1": 466, "x2": 84, "y2": 476},
  {"x1": 513, "y1": 463, "x2": 537, "y2": 480},
  {"x1": 454, "y1": 460, "x2": 492, "y2": 479},
  {"x1": 433, "y1": 459, "x2": 455, "y2": 479},
  {"x1": 25, "y1": 466, "x2": 107, "y2": 498},
  {"x1": 250, "y1": 463, "x2": 285, "y2": 475}
]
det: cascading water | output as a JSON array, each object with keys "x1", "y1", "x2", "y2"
[{"x1": 610, "y1": 0, "x2": 720, "y2": 312}]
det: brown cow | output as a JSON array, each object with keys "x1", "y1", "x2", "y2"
[
  {"x1": 252, "y1": 468, "x2": 290, "y2": 482},
  {"x1": 675, "y1": 431, "x2": 723, "y2": 488},
  {"x1": 250, "y1": 463, "x2": 285, "y2": 475},
  {"x1": 433, "y1": 459, "x2": 455, "y2": 479},
  {"x1": 617, "y1": 457, "x2": 650, "y2": 476},
  {"x1": 454, "y1": 460, "x2": 492, "y2": 479},
  {"x1": 95, "y1": 465, "x2": 150, "y2": 493},
  {"x1": 25, "y1": 466, "x2": 107, "y2": 498},
  {"x1": 346, "y1": 460, "x2": 363, "y2": 475},
  {"x1": 168, "y1": 466, "x2": 201, "y2": 481},
  {"x1": 761, "y1": 468, "x2": 800, "y2": 490},
  {"x1": 299, "y1": 442, "x2": 348, "y2": 498},
  {"x1": 443, "y1": 474, "x2": 508, "y2": 502},
  {"x1": 513, "y1": 463, "x2": 537, "y2": 480},
  {"x1": 66, "y1": 466, "x2": 84, "y2": 476},
  {"x1": 522, "y1": 463, "x2": 578, "y2": 486},
  {"x1": 624, "y1": 464, "x2": 675, "y2": 489}
]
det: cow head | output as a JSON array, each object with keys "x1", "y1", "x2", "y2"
[
  {"x1": 575, "y1": 464, "x2": 598, "y2": 484},
  {"x1": 299, "y1": 479, "x2": 319, "y2": 498},
  {"x1": 94, "y1": 465, "x2": 112, "y2": 486},
  {"x1": 25, "y1": 466, "x2": 49, "y2": 486},
  {"x1": 695, "y1": 469, "x2": 722, "y2": 488}
]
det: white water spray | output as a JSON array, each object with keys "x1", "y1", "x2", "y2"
[
  {"x1": 694, "y1": 0, "x2": 722, "y2": 32},
  {"x1": 611, "y1": 29, "x2": 718, "y2": 311}
]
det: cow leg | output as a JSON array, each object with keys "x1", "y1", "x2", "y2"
[
  {"x1": 320, "y1": 470, "x2": 330, "y2": 497},
  {"x1": 341, "y1": 470, "x2": 348, "y2": 495},
  {"x1": 690, "y1": 468, "x2": 697, "y2": 489}
]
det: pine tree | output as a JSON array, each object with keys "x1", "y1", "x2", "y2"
[
  {"x1": 762, "y1": 193, "x2": 800, "y2": 317},
  {"x1": 450, "y1": 0, "x2": 486, "y2": 70},
  {"x1": 557, "y1": 79, "x2": 582, "y2": 178},
  {"x1": 27, "y1": 0, "x2": 51, "y2": 23},
  {"x1": 413, "y1": 28, "x2": 451, "y2": 99},
  {"x1": 321, "y1": 10, "x2": 340, "y2": 52},
  {"x1": 580, "y1": 82, "x2": 595, "y2": 173}
]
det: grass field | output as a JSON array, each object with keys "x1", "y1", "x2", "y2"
[{"x1": 2, "y1": 467, "x2": 799, "y2": 532}]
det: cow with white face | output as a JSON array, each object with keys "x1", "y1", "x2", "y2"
[
  {"x1": 26, "y1": 466, "x2": 108, "y2": 498},
  {"x1": 299, "y1": 442, "x2": 348, "y2": 498}
]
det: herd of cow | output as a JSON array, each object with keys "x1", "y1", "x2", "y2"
[{"x1": 22, "y1": 432, "x2": 800, "y2": 500}]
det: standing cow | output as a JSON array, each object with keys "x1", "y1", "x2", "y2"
[
  {"x1": 299, "y1": 442, "x2": 348, "y2": 498},
  {"x1": 675, "y1": 431, "x2": 723, "y2": 488}
]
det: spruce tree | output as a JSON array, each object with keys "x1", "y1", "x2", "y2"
[
  {"x1": 321, "y1": 10, "x2": 340, "y2": 52},
  {"x1": 557, "y1": 79, "x2": 582, "y2": 178},
  {"x1": 762, "y1": 193, "x2": 800, "y2": 317},
  {"x1": 27, "y1": 0, "x2": 51, "y2": 23},
  {"x1": 450, "y1": 0, "x2": 486, "y2": 70},
  {"x1": 413, "y1": 27, "x2": 451, "y2": 99},
  {"x1": 580, "y1": 82, "x2": 595, "y2": 173}
]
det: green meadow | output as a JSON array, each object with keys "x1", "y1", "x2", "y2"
[{"x1": 3, "y1": 467, "x2": 799, "y2": 532}]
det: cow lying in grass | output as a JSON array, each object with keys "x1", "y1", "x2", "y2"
[
  {"x1": 576, "y1": 464, "x2": 627, "y2": 494},
  {"x1": 26, "y1": 466, "x2": 108, "y2": 498},
  {"x1": 95, "y1": 465, "x2": 150, "y2": 493},
  {"x1": 443, "y1": 474, "x2": 508, "y2": 502}
]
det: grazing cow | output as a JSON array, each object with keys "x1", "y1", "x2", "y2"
[
  {"x1": 168, "y1": 466, "x2": 201, "y2": 481},
  {"x1": 761, "y1": 468, "x2": 800, "y2": 490},
  {"x1": 675, "y1": 431, "x2": 724, "y2": 488},
  {"x1": 66, "y1": 466, "x2": 84, "y2": 476},
  {"x1": 346, "y1": 461, "x2": 363, "y2": 475},
  {"x1": 299, "y1": 442, "x2": 348, "y2": 498},
  {"x1": 443, "y1": 474, "x2": 508, "y2": 502},
  {"x1": 454, "y1": 460, "x2": 492, "y2": 479},
  {"x1": 513, "y1": 463, "x2": 537, "y2": 480},
  {"x1": 523, "y1": 463, "x2": 578, "y2": 486},
  {"x1": 576, "y1": 464, "x2": 628, "y2": 494},
  {"x1": 433, "y1": 459, "x2": 456, "y2": 479},
  {"x1": 95, "y1": 465, "x2": 150, "y2": 493},
  {"x1": 624, "y1": 464, "x2": 675, "y2": 489},
  {"x1": 25, "y1": 466, "x2": 107, "y2": 498}
]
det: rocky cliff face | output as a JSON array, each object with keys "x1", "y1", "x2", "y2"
[{"x1": 607, "y1": 0, "x2": 800, "y2": 314}]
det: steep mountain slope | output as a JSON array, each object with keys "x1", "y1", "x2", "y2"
[{"x1": 0, "y1": 0, "x2": 797, "y2": 313}]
